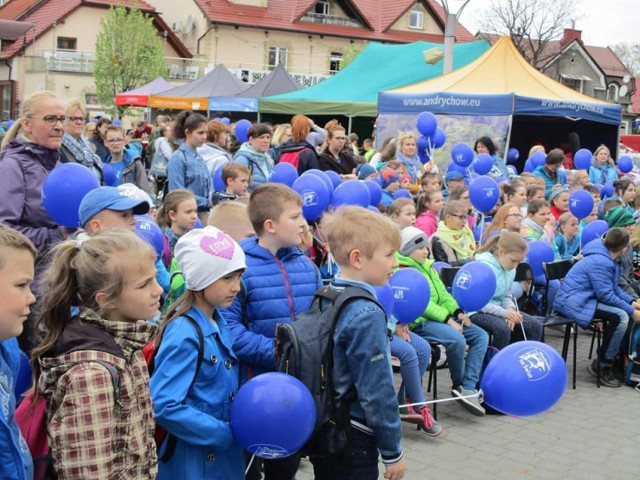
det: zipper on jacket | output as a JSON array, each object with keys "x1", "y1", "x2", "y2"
[{"x1": 274, "y1": 256, "x2": 296, "y2": 322}]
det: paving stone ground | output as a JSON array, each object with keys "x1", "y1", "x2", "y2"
[{"x1": 295, "y1": 327, "x2": 640, "y2": 479}]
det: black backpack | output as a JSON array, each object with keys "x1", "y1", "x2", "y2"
[{"x1": 275, "y1": 285, "x2": 384, "y2": 458}]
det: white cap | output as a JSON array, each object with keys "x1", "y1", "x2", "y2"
[
  {"x1": 175, "y1": 226, "x2": 246, "y2": 291},
  {"x1": 400, "y1": 226, "x2": 429, "y2": 256}
]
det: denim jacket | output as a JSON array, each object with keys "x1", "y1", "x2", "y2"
[
  {"x1": 330, "y1": 277, "x2": 403, "y2": 465},
  {"x1": 168, "y1": 144, "x2": 211, "y2": 210}
]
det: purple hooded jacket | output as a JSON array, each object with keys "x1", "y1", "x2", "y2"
[{"x1": 0, "y1": 136, "x2": 62, "y2": 269}]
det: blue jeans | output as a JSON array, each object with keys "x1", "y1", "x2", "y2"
[
  {"x1": 471, "y1": 312, "x2": 544, "y2": 349},
  {"x1": 534, "y1": 274, "x2": 560, "y2": 313},
  {"x1": 390, "y1": 332, "x2": 431, "y2": 404},
  {"x1": 594, "y1": 303, "x2": 630, "y2": 363},
  {"x1": 412, "y1": 321, "x2": 488, "y2": 390},
  {"x1": 311, "y1": 428, "x2": 378, "y2": 480}
]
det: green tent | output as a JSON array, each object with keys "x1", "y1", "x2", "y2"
[{"x1": 259, "y1": 40, "x2": 490, "y2": 117}]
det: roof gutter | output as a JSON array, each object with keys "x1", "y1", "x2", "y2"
[{"x1": 197, "y1": 22, "x2": 216, "y2": 55}]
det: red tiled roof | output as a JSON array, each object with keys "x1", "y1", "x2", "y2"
[
  {"x1": 84, "y1": 0, "x2": 155, "y2": 12},
  {"x1": 0, "y1": 0, "x2": 40, "y2": 20},
  {"x1": 631, "y1": 86, "x2": 640, "y2": 115},
  {"x1": 585, "y1": 45, "x2": 631, "y2": 78},
  {"x1": 194, "y1": 0, "x2": 475, "y2": 43}
]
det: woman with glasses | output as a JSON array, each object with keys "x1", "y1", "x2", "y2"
[
  {"x1": 59, "y1": 99, "x2": 103, "y2": 182},
  {"x1": 429, "y1": 200, "x2": 476, "y2": 266},
  {"x1": 481, "y1": 203, "x2": 523, "y2": 244},
  {"x1": 317, "y1": 120, "x2": 356, "y2": 177}
]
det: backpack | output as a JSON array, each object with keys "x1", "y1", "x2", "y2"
[
  {"x1": 149, "y1": 141, "x2": 169, "y2": 179},
  {"x1": 142, "y1": 314, "x2": 204, "y2": 462},
  {"x1": 274, "y1": 285, "x2": 384, "y2": 458},
  {"x1": 278, "y1": 147, "x2": 311, "y2": 170},
  {"x1": 625, "y1": 323, "x2": 640, "y2": 389},
  {"x1": 15, "y1": 361, "x2": 120, "y2": 480}
]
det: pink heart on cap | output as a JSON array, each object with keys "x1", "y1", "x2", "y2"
[{"x1": 199, "y1": 231, "x2": 235, "y2": 260}]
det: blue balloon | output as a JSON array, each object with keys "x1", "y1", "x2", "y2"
[
  {"x1": 431, "y1": 261, "x2": 450, "y2": 272},
  {"x1": 447, "y1": 161, "x2": 468, "y2": 176},
  {"x1": 496, "y1": 176, "x2": 509, "y2": 185},
  {"x1": 234, "y1": 119, "x2": 252, "y2": 143},
  {"x1": 364, "y1": 180, "x2": 382, "y2": 206},
  {"x1": 102, "y1": 164, "x2": 116, "y2": 186},
  {"x1": 574, "y1": 149, "x2": 592, "y2": 170},
  {"x1": 523, "y1": 159, "x2": 535, "y2": 173},
  {"x1": 367, "y1": 205, "x2": 380, "y2": 213},
  {"x1": 473, "y1": 153, "x2": 493, "y2": 175},
  {"x1": 581, "y1": 220, "x2": 608, "y2": 247},
  {"x1": 292, "y1": 175, "x2": 330, "y2": 222},
  {"x1": 304, "y1": 169, "x2": 334, "y2": 199},
  {"x1": 416, "y1": 135, "x2": 430, "y2": 155},
  {"x1": 618, "y1": 155, "x2": 634, "y2": 173},
  {"x1": 135, "y1": 215, "x2": 164, "y2": 259},
  {"x1": 331, "y1": 180, "x2": 370, "y2": 209},
  {"x1": 374, "y1": 284, "x2": 395, "y2": 318},
  {"x1": 392, "y1": 189, "x2": 412, "y2": 200},
  {"x1": 569, "y1": 189, "x2": 594, "y2": 220},
  {"x1": 468, "y1": 176, "x2": 499, "y2": 213},
  {"x1": 473, "y1": 221, "x2": 495, "y2": 242},
  {"x1": 507, "y1": 165, "x2": 517, "y2": 176},
  {"x1": 389, "y1": 268, "x2": 430, "y2": 324},
  {"x1": 507, "y1": 148, "x2": 520, "y2": 164},
  {"x1": 430, "y1": 127, "x2": 446, "y2": 149},
  {"x1": 231, "y1": 372, "x2": 316, "y2": 459},
  {"x1": 14, "y1": 350, "x2": 31, "y2": 400},
  {"x1": 194, "y1": 218, "x2": 203, "y2": 229},
  {"x1": 213, "y1": 165, "x2": 225, "y2": 191},
  {"x1": 481, "y1": 341, "x2": 567, "y2": 417},
  {"x1": 270, "y1": 162, "x2": 299, "y2": 187},
  {"x1": 451, "y1": 143, "x2": 474, "y2": 168},
  {"x1": 530, "y1": 151, "x2": 546, "y2": 168},
  {"x1": 601, "y1": 181, "x2": 614, "y2": 199},
  {"x1": 220, "y1": 117, "x2": 231, "y2": 125},
  {"x1": 43, "y1": 163, "x2": 100, "y2": 228},
  {"x1": 452, "y1": 261, "x2": 496, "y2": 311},
  {"x1": 112, "y1": 119, "x2": 122, "y2": 127},
  {"x1": 418, "y1": 149, "x2": 432, "y2": 165},
  {"x1": 416, "y1": 111, "x2": 438, "y2": 138},
  {"x1": 526, "y1": 241, "x2": 554, "y2": 277},
  {"x1": 324, "y1": 170, "x2": 342, "y2": 190}
]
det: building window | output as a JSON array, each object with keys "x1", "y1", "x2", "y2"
[
  {"x1": 57, "y1": 37, "x2": 77, "y2": 51},
  {"x1": 1, "y1": 83, "x2": 12, "y2": 120},
  {"x1": 607, "y1": 83, "x2": 619, "y2": 101},
  {"x1": 560, "y1": 77, "x2": 580, "y2": 92},
  {"x1": 315, "y1": 0, "x2": 330, "y2": 15},
  {"x1": 268, "y1": 47, "x2": 288, "y2": 70},
  {"x1": 329, "y1": 51, "x2": 343, "y2": 74},
  {"x1": 409, "y1": 6, "x2": 424, "y2": 29}
]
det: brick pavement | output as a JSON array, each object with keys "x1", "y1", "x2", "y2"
[{"x1": 294, "y1": 327, "x2": 640, "y2": 480}]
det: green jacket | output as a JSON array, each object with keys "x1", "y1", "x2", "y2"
[{"x1": 396, "y1": 253, "x2": 461, "y2": 328}]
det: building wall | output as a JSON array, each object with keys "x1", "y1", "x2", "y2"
[
  {"x1": 388, "y1": 2, "x2": 443, "y2": 35},
  {"x1": 146, "y1": 0, "x2": 205, "y2": 54}
]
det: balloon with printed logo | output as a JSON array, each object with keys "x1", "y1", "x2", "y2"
[
  {"x1": 452, "y1": 261, "x2": 496, "y2": 311},
  {"x1": 304, "y1": 169, "x2": 334, "y2": 198},
  {"x1": 451, "y1": 143, "x2": 474, "y2": 168},
  {"x1": 102, "y1": 164, "x2": 116, "y2": 186},
  {"x1": 581, "y1": 220, "x2": 608, "y2": 247},
  {"x1": 234, "y1": 119, "x2": 252, "y2": 143},
  {"x1": 213, "y1": 165, "x2": 225, "y2": 191},
  {"x1": 480, "y1": 341, "x2": 567, "y2": 417},
  {"x1": 374, "y1": 284, "x2": 395, "y2": 318},
  {"x1": 573, "y1": 149, "x2": 593, "y2": 170},
  {"x1": 507, "y1": 148, "x2": 520, "y2": 164},
  {"x1": 618, "y1": 155, "x2": 634, "y2": 173},
  {"x1": 365, "y1": 180, "x2": 382, "y2": 206},
  {"x1": 231, "y1": 372, "x2": 316, "y2": 459},
  {"x1": 270, "y1": 162, "x2": 299, "y2": 187},
  {"x1": 568, "y1": 189, "x2": 594, "y2": 220},
  {"x1": 331, "y1": 180, "x2": 370, "y2": 209},
  {"x1": 416, "y1": 111, "x2": 438, "y2": 138},
  {"x1": 389, "y1": 268, "x2": 430, "y2": 324},
  {"x1": 431, "y1": 261, "x2": 450, "y2": 273},
  {"x1": 430, "y1": 127, "x2": 447, "y2": 149},
  {"x1": 601, "y1": 181, "x2": 614, "y2": 199},
  {"x1": 526, "y1": 241, "x2": 555, "y2": 277},
  {"x1": 472, "y1": 153, "x2": 493, "y2": 175},
  {"x1": 392, "y1": 189, "x2": 412, "y2": 200},
  {"x1": 468, "y1": 176, "x2": 499, "y2": 213},
  {"x1": 14, "y1": 350, "x2": 31, "y2": 400},
  {"x1": 523, "y1": 159, "x2": 535, "y2": 173},
  {"x1": 135, "y1": 215, "x2": 164, "y2": 260},
  {"x1": 292, "y1": 174, "x2": 330, "y2": 222},
  {"x1": 530, "y1": 151, "x2": 546, "y2": 169},
  {"x1": 324, "y1": 170, "x2": 342, "y2": 190},
  {"x1": 42, "y1": 163, "x2": 100, "y2": 228}
]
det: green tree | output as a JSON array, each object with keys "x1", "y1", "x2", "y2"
[
  {"x1": 94, "y1": 5, "x2": 167, "y2": 117},
  {"x1": 611, "y1": 43, "x2": 640, "y2": 75}
]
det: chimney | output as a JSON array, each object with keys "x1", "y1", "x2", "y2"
[{"x1": 560, "y1": 28, "x2": 582, "y2": 48}]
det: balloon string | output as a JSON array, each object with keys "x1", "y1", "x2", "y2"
[
  {"x1": 427, "y1": 136, "x2": 433, "y2": 159},
  {"x1": 398, "y1": 392, "x2": 481, "y2": 409},
  {"x1": 514, "y1": 294, "x2": 528, "y2": 341},
  {"x1": 245, "y1": 455, "x2": 255, "y2": 475},
  {"x1": 478, "y1": 212, "x2": 485, "y2": 248}
]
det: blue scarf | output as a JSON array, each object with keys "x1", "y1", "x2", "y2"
[{"x1": 396, "y1": 151, "x2": 422, "y2": 182}]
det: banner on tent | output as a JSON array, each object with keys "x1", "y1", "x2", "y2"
[
  {"x1": 208, "y1": 97, "x2": 258, "y2": 112},
  {"x1": 149, "y1": 96, "x2": 209, "y2": 110},
  {"x1": 378, "y1": 92, "x2": 513, "y2": 116},
  {"x1": 514, "y1": 96, "x2": 622, "y2": 126}
]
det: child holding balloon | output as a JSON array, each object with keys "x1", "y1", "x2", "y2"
[
  {"x1": 150, "y1": 226, "x2": 246, "y2": 480},
  {"x1": 0, "y1": 225, "x2": 36, "y2": 480}
]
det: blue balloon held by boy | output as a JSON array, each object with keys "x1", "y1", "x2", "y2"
[
  {"x1": 388, "y1": 268, "x2": 430, "y2": 324},
  {"x1": 373, "y1": 284, "x2": 395, "y2": 318}
]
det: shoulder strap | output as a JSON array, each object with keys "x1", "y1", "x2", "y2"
[{"x1": 93, "y1": 360, "x2": 122, "y2": 408}]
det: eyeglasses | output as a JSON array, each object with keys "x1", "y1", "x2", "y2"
[
  {"x1": 460, "y1": 195, "x2": 470, "y2": 200},
  {"x1": 106, "y1": 138, "x2": 125, "y2": 143},
  {"x1": 507, "y1": 213, "x2": 523, "y2": 218},
  {"x1": 448, "y1": 213, "x2": 467, "y2": 220},
  {"x1": 67, "y1": 116, "x2": 84, "y2": 123},
  {"x1": 29, "y1": 115, "x2": 67, "y2": 126},
  {"x1": 334, "y1": 137, "x2": 347, "y2": 141}
]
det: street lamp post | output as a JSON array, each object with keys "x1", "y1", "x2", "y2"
[{"x1": 441, "y1": 0, "x2": 471, "y2": 74}]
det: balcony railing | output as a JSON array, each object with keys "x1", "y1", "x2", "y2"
[
  {"x1": 300, "y1": 12, "x2": 362, "y2": 28},
  {"x1": 25, "y1": 50, "x2": 96, "y2": 73}
]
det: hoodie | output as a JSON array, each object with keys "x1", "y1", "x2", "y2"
[{"x1": 278, "y1": 139, "x2": 320, "y2": 174}]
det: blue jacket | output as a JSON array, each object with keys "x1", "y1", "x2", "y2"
[
  {"x1": 219, "y1": 237, "x2": 321, "y2": 383},
  {"x1": 380, "y1": 190, "x2": 394, "y2": 208},
  {"x1": 330, "y1": 277, "x2": 403, "y2": 465},
  {"x1": 473, "y1": 251, "x2": 516, "y2": 318},
  {"x1": 588, "y1": 164, "x2": 618, "y2": 185},
  {"x1": 554, "y1": 239, "x2": 635, "y2": 328},
  {"x1": 168, "y1": 144, "x2": 211, "y2": 210},
  {"x1": 233, "y1": 145, "x2": 274, "y2": 191},
  {"x1": 533, "y1": 165, "x2": 563, "y2": 199},
  {"x1": 150, "y1": 307, "x2": 244, "y2": 480},
  {"x1": 0, "y1": 338, "x2": 33, "y2": 480},
  {"x1": 555, "y1": 233, "x2": 580, "y2": 260}
]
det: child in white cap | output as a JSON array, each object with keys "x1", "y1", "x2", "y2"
[{"x1": 149, "y1": 226, "x2": 246, "y2": 480}]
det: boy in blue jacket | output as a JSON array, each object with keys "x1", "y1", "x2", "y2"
[
  {"x1": 311, "y1": 206, "x2": 405, "y2": 480},
  {"x1": 220, "y1": 183, "x2": 321, "y2": 480},
  {"x1": 0, "y1": 224, "x2": 36, "y2": 480}
]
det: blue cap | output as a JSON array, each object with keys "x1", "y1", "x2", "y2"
[
  {"x1": 78, "y1": 186, "x2": 149, "y2": 227},
  {"x1": 356, "y1": 163, "x2": 376, "y2": 180},
  {"x1": 445, "y1": 170, "x2": 465, "y2": 183}
]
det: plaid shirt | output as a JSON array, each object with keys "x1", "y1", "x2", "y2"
[{"x1": 38, "y1": 310, "x2": 158, "y2": 479}]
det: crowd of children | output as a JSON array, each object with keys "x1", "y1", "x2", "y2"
[{"x1": 1, "y1": 92, "x2": 640, "y2": 480}]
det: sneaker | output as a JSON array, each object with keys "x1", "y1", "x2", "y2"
[
  {"x1": 399, "y1": 403, "x2": 423, "y2": 425},
  {"x1": 587, "y1": 360, "x2": 621, "y2": 387},
  {"x1": 452, "y1": 387, "x2": 485, "y2": 416},
  {"x1": 416, "y1": 407, "x2": 443, "y2": 437}
]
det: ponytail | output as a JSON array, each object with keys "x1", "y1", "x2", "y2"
[{"x1": 478, "y1": 231, "x2": 528, "y2": 256}]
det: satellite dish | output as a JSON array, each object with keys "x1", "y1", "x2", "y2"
[
  {"x1": 619, "y1": 85, "x2": 628, "y2": 98},
  {"x1": 623, "y1": 74, "x2": 631, "y2": 83},
  {"x1": 185, "y1": 15, "x2": 196, "y2": 33}
]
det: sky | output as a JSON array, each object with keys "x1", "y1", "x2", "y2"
[{"x1": 456, "y1": 0, "x2": 640, "y2": 47}]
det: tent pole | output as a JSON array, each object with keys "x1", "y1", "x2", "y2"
[
  {"x1": 257, "y1": 112, "x2": 261, "y2": 123},
  {"x1": 347, "y1": 115, "x2": 353, "y2": 135},
  {"x1": 504, "y1": 114, "x2": 514, "y2": 164}
]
